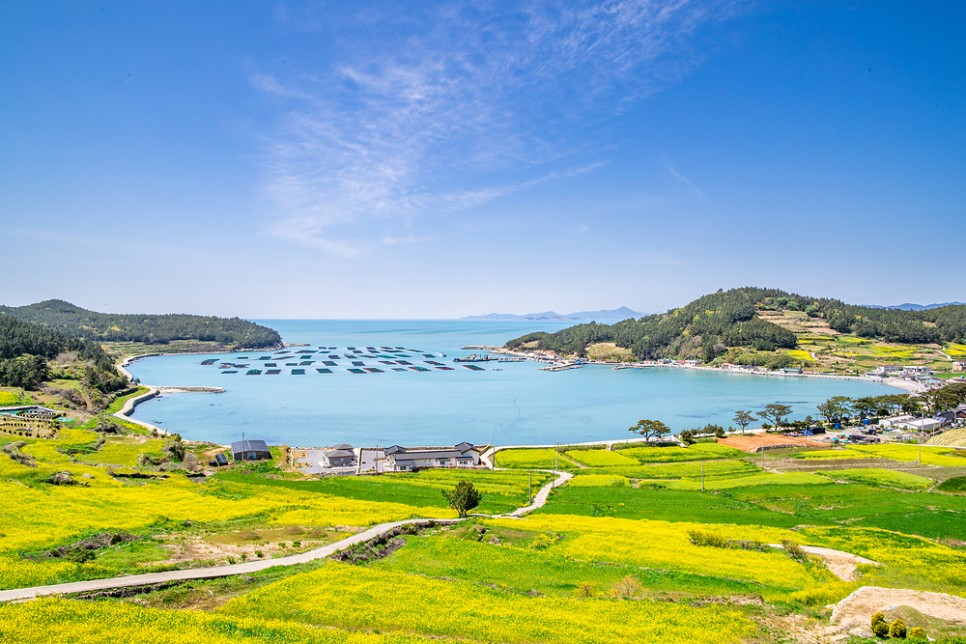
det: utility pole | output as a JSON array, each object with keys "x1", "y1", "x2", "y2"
[
  {"x1": 701, "y1": 461, "x2": 705, "y2": 493},
  {"x1": 553, "y1": 442, "x2": 559, "y2": 487},
  {"x1": 918, "y1": 406, "x2": 923, "y2": 464}
]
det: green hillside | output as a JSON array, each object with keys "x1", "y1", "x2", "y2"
[
  {"x1": 506, "y1": 287, "x2": 966, "y2": 368},
  {"x1": 1, "y1": 300, "x2": 281, "y2": 350},
  {"x1": 0, "y1": 314, "x2": 126, "y2": 395}
]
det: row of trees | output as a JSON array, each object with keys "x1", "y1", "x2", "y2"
[
  {"x1": 817, "y1": 383, "x2": 966, "y2": 423},
  {"x1": 1, "y1": 299, "x2": 282, "y2": 349},
  {"x1": 628, "y1": 404, "x2": 796, "y2": 443},
  {"x1": 627, "y1": 382, "x2": 966, "y2": 442}
]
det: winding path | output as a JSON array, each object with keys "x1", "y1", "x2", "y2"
[{"x1": 0, "y1": 470, "x2": 571, "y2": 603}]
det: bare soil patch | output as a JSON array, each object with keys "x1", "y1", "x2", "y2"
[
  {"x1": 831, "y1": 586, "x2": 966, "y2": 637},
  {"x1": 718, "y1": 434, "x2": 826, "y2": 453}
]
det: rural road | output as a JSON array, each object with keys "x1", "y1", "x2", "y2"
[{"x1": 0, "y1": 470, "x2": 571, "y2": 603}]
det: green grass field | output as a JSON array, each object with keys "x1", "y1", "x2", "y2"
[
  {"x1": 538, "y1": 474, "x2": 966, "y2": 542},
  {"x1": 816, "y1": 468, "x2": 934, "y2": 490}
]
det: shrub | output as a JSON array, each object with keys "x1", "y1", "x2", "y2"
[
  {"x1": 574, "y1": 583, "x2": 597, "y2": 598},
  {"x1": 872, "y1": 619, "x2": 890, "y2": 638},
  {"x1": 870, "y1": 612, "x2": 886, "y2": 629},
  {"x1": 907, "y1": 626, "x2": 926, "y2": 640},
  {"x1": 782, "y1": 540, "x2": 809, "y2": 563},
  {"x1": 609, "y1": 575, "x2": 641, "y2": 599},
  {"x1": 688, "y1": 530, "x2": 728, "y2": 548},
  {"x1": 889, "y1": 618, "x2": 907, "y2": 639}
]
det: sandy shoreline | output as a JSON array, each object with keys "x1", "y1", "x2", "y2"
[
  {"x1": 470, "y1": 345, "x2": 924, "y2": 393},
  {"x1": 114, "y1": 356, "x2": 226, "y2": 437}
]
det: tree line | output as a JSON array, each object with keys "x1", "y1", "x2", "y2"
[
  {"x1": 627, "y1": 381, "x2": 966, "y2": 442},
  {"x1": 0, "y1": 299, "x2": 282, "y2": 349}
]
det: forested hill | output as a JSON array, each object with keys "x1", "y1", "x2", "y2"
[
  {"x1": 0, "y1": 300, "x2": 281, "y2": 349},
  {"x1": 505, "y1": 287, "x2": 966, "y2": 362},
  {"x1": 0, "y1": 314, "x2": 125, "y2": 392}
]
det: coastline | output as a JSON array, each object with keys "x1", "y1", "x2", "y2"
[
  {"x1": 468, "y1": 345, "x2": 924, "y2": 393},
  {"x1": 114, "y1": 355, "x2": 227, "y2": 437},
  {"x1": 115, "y1": 342, "x2": 924, "y2": 449}
]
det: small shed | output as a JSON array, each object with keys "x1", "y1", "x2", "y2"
[{"x1": 231, "y1": 439, "x2": 272, "y2": 462}]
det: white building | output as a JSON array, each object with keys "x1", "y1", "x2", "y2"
[
  {"x1": 879, "y1": 414, "x2": 916, "y2": 429},
  {"x1": 896, "y1": 418, "x2": 943, "y2": 433}
]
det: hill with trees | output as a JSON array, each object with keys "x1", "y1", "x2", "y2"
[
  {"x1": 0, "y1": 300, "x2": 281, "y2": 350},
  {"x1": 505, "y1": 287, "x2": 966, "y2": 366},
  {"x1": 0, "y1": 314, "x2": 125, "y2": 393}
]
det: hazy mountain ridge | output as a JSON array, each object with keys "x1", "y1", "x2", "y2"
[
  {"x1": 462, "y1": 306, "x2": 643, "y2": 321},
  {"x1": 869, "y1": 302, "x2": 965, "y2": 311}
]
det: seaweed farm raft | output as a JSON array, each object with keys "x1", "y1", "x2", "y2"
[{"x1": 202, "y1": 346, "x2": 488, "y2": 375}]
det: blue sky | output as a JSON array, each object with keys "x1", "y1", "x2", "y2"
[{"x1": 1, "y1": 1, "x2": 963, "y2": 318}]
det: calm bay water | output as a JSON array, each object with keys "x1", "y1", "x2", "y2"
[{"x1": 126, "y1": 319, "x2": 901, "y2": 447}]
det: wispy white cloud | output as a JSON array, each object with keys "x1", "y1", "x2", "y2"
[{"x1": 253, "y1": 0, "x2": 739, "y2": 254}]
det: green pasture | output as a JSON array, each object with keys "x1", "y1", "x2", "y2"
[
  {"x1": 215, "y1": 468, "x2": 550, "y2": 515},
  {"x1": 540, "y1": 473, "x2": 966, "y2": 541},
  {"x1": 816, "y1": 468, "x2": 934, "y2": 490}
]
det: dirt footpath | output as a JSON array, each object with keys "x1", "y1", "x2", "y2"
[{"x1": 831, "y1": 586, "x2": 966, "y2": 636}]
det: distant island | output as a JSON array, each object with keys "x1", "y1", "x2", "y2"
[
  {"x1": 0, "y1": 299, "x2": 281, "y2": 351},
  {"x1": 462, "y1": 306, "x2": 644, "y2": 322},
  {"x1": 0, "y1": 299, "x2": 282, "y2": 411},
  {"x1": 870, "y1": 302, "x2": 966, "y2": 311}
]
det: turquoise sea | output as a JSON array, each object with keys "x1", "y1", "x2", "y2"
[{"x1": 126, "y1": 319, "x2": 901, "y2": 447}]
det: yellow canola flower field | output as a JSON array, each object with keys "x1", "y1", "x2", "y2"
[
  {"x1": 795, "y1": 449, "x2": 879, "y2": 461},
  {"x1": 219, "y1": 561, "x2": 756, "y2": 644},
  {"x1": 487, "y1": 515, "x2": 836, "y2": 592},
  {"x1": 0, "y1": 468, "x2": 454, "y2": 589},
  {"x1": 564, "y1": 449, "x2": 638, "y2": 466},
  {"x1": 0, "y1": 597, "x2": 441, "y2": 644},
  {"x1": 76, "y1": 436, "x2": 167, "y2": 467},
  {"x1": 799, "y1": 443, "x2": 966, "y2": 467},
  {"x1": 494, "y1": 448, "x2": 579, "y2": 469},
  {"x1": 801, "y1": 526, "x2": 966, "y2": 596}
]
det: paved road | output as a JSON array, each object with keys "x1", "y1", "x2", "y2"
[{"x1": 0, "y1": 470, "x2": 570, "y2": 603}]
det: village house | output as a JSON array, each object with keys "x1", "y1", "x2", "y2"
[
  {"x1": 901, "y1": 365, "x2": 932, "y2": 378},
  {"x1": 231, "y1": 439, "x2": 272, "y2": 462},
  {"x1": 320, "y1": 444, "x2": 356, "y2": 468},
  {"x1": 384, "y1": 442, "x2": 481, "y2": 471}
]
